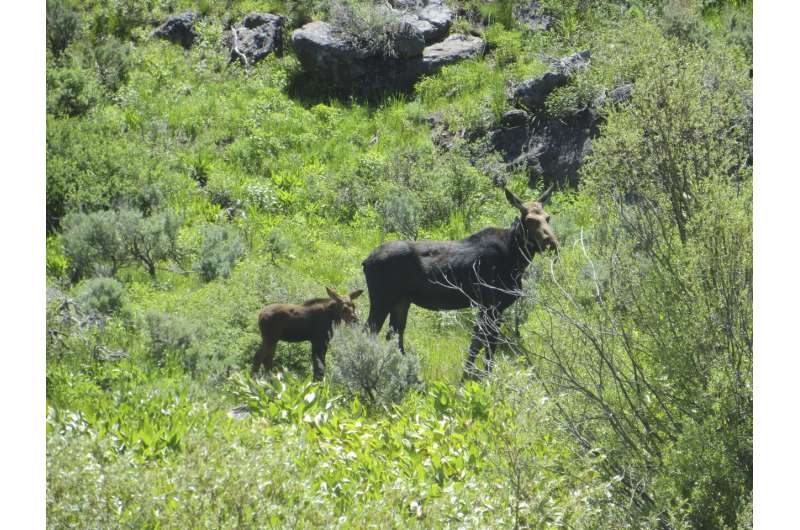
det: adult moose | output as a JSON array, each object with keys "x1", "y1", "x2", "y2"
[
  {"x1": 253, "y1": 287, "x2": 363, "y2": 381},
  {"x1": 362, "y1": 185, "x2": 557, "y2": 379}
]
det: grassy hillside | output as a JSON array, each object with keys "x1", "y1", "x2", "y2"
[{"x1": 46, "y1": 1, "x2": 752, "y2": 528}]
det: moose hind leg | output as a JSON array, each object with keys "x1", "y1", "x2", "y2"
[
  {"x1": 366, "y1": 303, "x2": 391, "y2": 335},
  {"x1": 252, "y1": 338, "x2": 277, "y2": 375},
  {"x1": 388, "y1": 301, "x2": 410, "y2": 354}
]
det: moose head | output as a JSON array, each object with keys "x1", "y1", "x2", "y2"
[
  {"x1": 326, "y1": 287, "x2": 364, "y2": 324},
  {"x1": 504, "y1": 184, "x2": 559, "y2": 253}
]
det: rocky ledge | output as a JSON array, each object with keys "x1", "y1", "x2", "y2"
[{"x1": 291, "y1": 1, "x2": 484, "y2": 98}]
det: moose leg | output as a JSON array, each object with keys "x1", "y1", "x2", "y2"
[
  {"x1": 366, "y1": 303, "x2": 391, "y2": 335},
  {"x1": 388, "y1": 301, "x2": 410, "y2": 354},
  {"x1": 252, "y1": 337, "x2": 277, "y2": 375},
  {"x1": 311, "y1": 339, "x2": 328, "y2": 382},
  {"x1": 483, "y1": 312, "x2": 502, "y2": 374},
  {"x1": 464, "y1": 308, "x2": 504, "y2": 380},
  {"x1": 463, "y1": 314, "x2": 489, "y2": 380}
]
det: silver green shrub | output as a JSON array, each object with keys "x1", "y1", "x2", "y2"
[
  {"x1": 327, "y1": 324, "x2": 421, "y2": 406},
  {"x1": 75, "y1": 277, "x2": 125, "y2": 316},
  {"x1": 193, "y1": 224, "x2": 246, "y2": 282}
]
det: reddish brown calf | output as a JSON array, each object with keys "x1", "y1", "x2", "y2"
[{"x1": 253, "y1": 287, "x2": 363, "y2": 380}]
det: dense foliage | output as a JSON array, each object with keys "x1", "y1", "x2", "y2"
[{"x1": 47, "y1": 1, "x2": 752, "y2": 528}]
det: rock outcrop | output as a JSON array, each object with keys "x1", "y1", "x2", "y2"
[
  {"x1": 153, "y1": 12, "x2": 198, "y2": 49},
  {"x1": 489, "y1": 106, "x2": 602, "y2": 189},
  {"x1": 511, "y1": 50, "x2": 591, "y2": 111},
  {"x1": 513, "y1": 2, "x2": 556, "y2": 32},
  {"x1": 291, "y1": 1, "x2": 482, "y2": 98},
  {"x1": 480, "y1": 51, "x2": 608, "y2": 189},
  {"x1": 422, "y1": 34, "x2": 484, "y2": 70},
  {"x1": 230, "y1": 13, "x2": 286, "y2": 66}
]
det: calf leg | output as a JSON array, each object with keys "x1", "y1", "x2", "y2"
[
  {"x1": 252, "y1": 337, "x2": 277, "y2": 375},
  {"x1": 311, "y1": 339, "x2": 328, "y2": 381},
  {"x1": 388, "y1": 301, "x2": 410, "y2": 354}
]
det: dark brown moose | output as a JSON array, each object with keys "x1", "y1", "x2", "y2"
[
  {"x1": 362, "y1": 185, "x2": 557, "y2": 379},
  {"x1": 253, "y1": 287, "x2": 364, "y2": 380}
]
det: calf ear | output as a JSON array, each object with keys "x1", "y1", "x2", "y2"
[
  {"x1": 326, "y1": 287, "x2": 344, "y2": 303},
  {"x1": 349, "y1": 289, "x2": 364, "y2": 300},
  {"x1": 504, "y1": 187, "x2": 527, "y2": 214}
]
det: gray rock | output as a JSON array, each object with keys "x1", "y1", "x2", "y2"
[
  {"x1": 489, "y1": 105, "x2": 602, "y2": 189},
  {"x1": 422, "y1": 34, "x2": 484, "y2": 72},
  {"x1": 393, "y1": 21, "x2": 426, "y2": 58},
  {"x1": 292, "y1": 18, "x2": 483, "y2": 97},
  {"x1": 500, "y1": 109, "x2": 529, "y2": 128},
  {"x1": 512, "y1": 72, "x2": 570, "y2": 111},
  {"x1": 608, "y1": 83, "x2": 633, "y2": 104},
  {"x1": 512, "y1": 50, "x2": 591, "y2": 111},
  {"x1": 399, "y1": 13, "x2": 438, "y2": 44},
  {"x1": 153, "y1": 11, "x2": 198, "y2": 49},
  {"x1": 230, "y1": 13, "x2": 286, "y2": 66},
  {"x1": 555, "y1": 50, "x2": 591, "y2": 75},
  {"x1": 418, "y1": 3, "x2": 453, "y2": 41},
  {"x1": 514, "y1": 2, "x2": 556, "y2": 32}
]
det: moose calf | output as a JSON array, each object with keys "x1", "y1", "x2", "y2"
[{"x1": 253, "y1": 287, "x2": 363, "y2": 380}]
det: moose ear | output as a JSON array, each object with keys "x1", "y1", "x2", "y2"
[
  {"x1": 326, "y1": 287, "x2": 344, "y2": 303},
  {"x1": 349, "y1": 289, "x2": 364, "y2": 300},
  {"x1": 537, "y1": 183, "x2": 555, "y2": 203},
  {"x1": 504, "y1": 187, "x2": 526, "y2": 213}
]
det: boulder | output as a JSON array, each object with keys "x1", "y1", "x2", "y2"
[
  {"x1": 399, "y1": 13, "x2": 439, "y2": 44},
  {"x1": 513, "y1": 2, "x2": 556, "y2": 32},
  {"x1": 393, "y1": 21, "x2": 426, "y2": 58},
  {"x1": 418, "y1": 2, "x2": 453, "y2": 42},
  {"x1": 421, "y1": 34, "x2": 484, "y2": 72},
  {"x1": 512, "y1": 72, "x2": 570, "y2": 111},
  {"x1": 153, "y1": 11, "x2": 198, "y2": 49},
  {"x1": 556, "y1": 50, "x2": 591, "y2": 74},
  {"x1": 608, "y1": 83, "x2": 633, "y2": 104},
  {"x1": 500, "y1": 109, "x2": 529, "y2": 128},
  {"x1": 511, "y1": 50, "x2": 590, "y2": 111},
  {"x1": 230, "y1": 13, "x2": 286, "y2": 66},
  {"x1": 292, "y1": 18, "x2": 483, "y2": 98},
  {"x1": 489, "y1": 105, "x2": 602, "y2": 189}
]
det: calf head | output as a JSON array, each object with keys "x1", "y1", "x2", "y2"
[
  {"x1": 326, "y1": 287, "x2": 364, "y2": 323},
  {"x1": 504, "y1": 185, "x2": 559, "y2": 253}
]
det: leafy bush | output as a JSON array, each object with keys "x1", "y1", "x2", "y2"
[
  {"x1": 62, "y1": 209, "x2": 128, "y2": 280},
  {"x1": 327, "y1": 324, "x2": 421, "y2": 406},
  {"x1": 47, "y1": 0, "x2": 81, "y2": 58},
  {"x1": 62, "y1": 208, "x2": 182, "y2": 281},
  {"x1": 379, "y1": 189, "x2": 422, "y2": 239},
  {"x1": 193, "y1": 224, "x2": 246, "y2": 282},
  {"x1": 145, "y1": 312, "x2": 200, "y2": 367},
  {"x1": 46, "y1": 65, "x2": 101, "y2": 117},
  {"x1": 93, "y1": 37, "x2": 134, "y2": 93},
  {"x1": 660, "y1": 0, "x2": 711, "y2": 46},
  {"x1": 116, "y1": 208, "x2": 182, "y2": 279},
  {"x1": 87, "y1": 0, "x2": 150, "y2": 41},
  {"x1": 523, "y1": 38, "x2": 752, "y2": 528},
  {"x1": 76, "y1": 277, "x2": 126, "y2": 316}
]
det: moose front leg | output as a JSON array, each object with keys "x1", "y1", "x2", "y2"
[
  {"x1": 311, "y1": 339, "x2": 328, "y2": 382},
  {"x1": 463, "y1": 310, "x2": 498, "y2": 379}
]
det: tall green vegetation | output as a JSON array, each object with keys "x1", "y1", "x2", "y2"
[
  {"x1": 518, "y1": 33, "x2": 752, "y2": 528},
  {"x1": 46, "y1": 1, "x2": 752, "y2": 528}
]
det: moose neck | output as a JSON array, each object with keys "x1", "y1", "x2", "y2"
[{"x1": 508, "y1": 217, "x2": 536, "y2": 276}]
